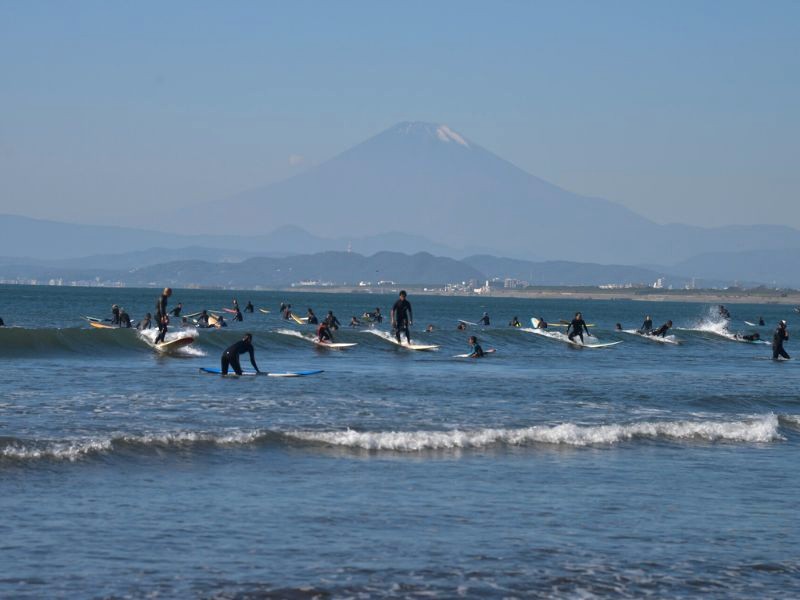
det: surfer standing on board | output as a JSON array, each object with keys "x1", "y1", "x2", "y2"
[
  {"x1": 639, "y1": 315, "x2": 653, "y2": 334},
  {"x1": 391, "y1": 290, "x2": 413, "y2": 344},
  {"x1": 478, "y1": 312, "x2": 490, "y2": 326},
  {"x1": 221, "y1": 333, "x2": 260, "y2": 375},
  {"x1": 317, "y1": 321, "x2": 333, "y2": 343},
  {"x1": 566, "y1": 312, "x2": 591, "y2": 344}
]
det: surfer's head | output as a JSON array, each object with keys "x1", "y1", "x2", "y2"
[
  {"x1": 468, "y1": 336, "x2": 477, "y2": 344},
  {"x1": 780, "y1": 320, "x2": 787, "y2": 328},
  {"x1": 399, "y1": 290, "x2": 407, "y2": 298},
  {"x1": 575, "y1": 312, "x2": 582, "y2": 318},
  {"x1": 163, "y1": 287, "x2": 172, "y2": 297},
  {"x1": 243, "y1": 333, "x2": 253, "y2": 342}
]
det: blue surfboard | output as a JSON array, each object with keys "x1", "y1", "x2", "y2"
[{"x1": 199, "y1": 367, "x2": 323, "y2": 378}]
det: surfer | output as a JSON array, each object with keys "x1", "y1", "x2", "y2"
[
  {"x1": 426, "y1": 324, "x2": 435, "y2": 333},
  {"x1": 233, "y1": 307, "x2": 244, "y2": 322},
  {"x1": 245, "y1": 301, "x2": 254, "y2": 313},
  {"x1": 391, "y1": 290, "x2": 413, "y2": 344},
  {"x1": 456, "y1": 322, "x2": 467, "y2": 331},
  {"x1": 467, "y1": 335, "x2": 485, "y2": 358},
  {"x1": 325, "y1": 311, "x2": 341, "y2": 330},
  {"x1": 735, "y1": 332, "x2": 760, "y2": 342},
  {"x1": 0, "y1": 317, "x2": 4, "y2": 326},
  {"x1": 154, "y1": 314, "x2": 169, "y2": 344},
  {"x1": 170, "y1": 303, "x2": 183, "y2": 317},
  {"x1": 759, "y1": 317, "x2": 765, "y2": 326},
  {"x1": 282, "y1": 304, "x2": 292, "y2": 320},
  {"x1": 371, "y1": 308, "x2": 383, "y2": 323},
  {"x1": 155, "y1": 287, "x2": 172, "y2": 322},
  {"x1": 615, "y1": 323, "x2": 623, "y2": 331},
  {"x1": 232, "y1": 298, "x2": 239, "y2": 311},
  {"x1": 317, "y1": 321, "x2": 333, "y2": 343},
  {"x1": 719, "y1": 305, "x2": 731, "y2": 319},
  {"x1": 349, "y1": 316, "x2": 361, "y2": 327},
  {"x1": 508, "y1": 316, "x2": 521, "y2": 328},
  {"x1": 306, "y1": 309, "x2": 319, "y2": 325},
  {"x1": 478, "y1": 312, "x2": 490, "y2": 326},
  {"x1": 111, "y1": 304, "x2": 120, "y2": 325},
  {"x1": 217, "y1": 315, "x2": 228, "y2": 327},
  {"x1": 221, "y1": 333, "x2": 260, "y2": 376},
  {"x1": 137, "y1": 313, "x2": 153, "y2": 330},
  {"x1": 639, "y1": 315, "x2": 653, "y2": 334},
  {"x1": 773, "y1": 320, "x2": 790, "y2": 360},
  {"x1": 535, "y1": 317, "x2": 548, "y2": 329},
  {"x1": 566, "y1": 312, "x2": 591, "y2": 344},
  {"x1": 119, "y1": 308, "x2": 132, "y2": 328},
  {"x1": 196, "y1": 310, "x2": 210, "y2": 328},
  {"x1": 650, "y1": 320, "x2": 673, "y2": 337}
]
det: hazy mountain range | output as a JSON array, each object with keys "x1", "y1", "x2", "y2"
[{"x1": 2, "y1": 120, "x2": 798, "y2": 286}]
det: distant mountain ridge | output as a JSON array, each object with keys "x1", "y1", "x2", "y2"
[{"x1": 171, "y1": 121, "x2": 800, "y2": 266}]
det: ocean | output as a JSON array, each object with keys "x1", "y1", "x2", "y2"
[{"x1": 1, "y1": 284, "x2": 798, "y2": 598}]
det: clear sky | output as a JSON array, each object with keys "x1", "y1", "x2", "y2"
[{"x1": 1, "y1": 0, "x2": 798, "y2": 228}]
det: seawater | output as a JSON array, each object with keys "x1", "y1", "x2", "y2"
[{"x1": 1, "y1": 285, "x2": 799, "y2": 598}]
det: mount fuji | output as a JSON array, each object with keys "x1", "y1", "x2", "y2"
[{"x1": 176, "y1": 121, "x2": 800, "y2": 265}]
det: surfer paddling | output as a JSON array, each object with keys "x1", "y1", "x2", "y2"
[
  {"x1": 650, "y1": 320, "x2": 673, "y2": 337},
  {"x1": 221, "y1": 333, "x2": 260, "y2": 376},
  {"x1": 391, "y1": 290, "x2": 413, "y2": 345}
]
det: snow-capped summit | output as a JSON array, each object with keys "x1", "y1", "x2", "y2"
[{"x1": 392, "y1": 121, "x2": 470, "y2": 148}]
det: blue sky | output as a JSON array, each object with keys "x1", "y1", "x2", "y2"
[{"x1": 1, "y1": 0, "x2": 798, "y2": 228}]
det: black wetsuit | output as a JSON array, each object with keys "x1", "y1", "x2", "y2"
[
  {"x1": 170, "y1": 305, "x2": 182, "y2": 317},
  {"x1": 567, "y1": 318, "x2": 590, "y2": 343},
  {"x1": 479, "y1": 315, "x2": 490, "y2": 326},
  {"x1": 759, "y1": 318, "x2": 765, "y2": 326},
  {"x1": 773, "y1": 326, "x2": 790, "y2": 360},
  {"x1": 326, "y1": 315, "x2": 340, "y2": 330},
  {"x1": 119, "y1": 312, "x2": 132, "y2": 328},
  {"x1": 138, "y1": 316, "x2": 152, "y2": 330},
  {"x1": 307, "y1": 313, "x2": 319, "y2": 325},
  {"x1": 651, "y1": 323, "x2": 671, "y2": 337},
  {"x1": 221, "y1": 339, "x2": 259, "y2": 375},
  {"x1": 317, "y1": 324, "x2": 333, "y2": 342},
  {"x1": 0, "y1": 317, "x2": 4, "y2": 326},
  {"x1": 233, "y1": 308, "x2": 243, "y2": 322},
  {"x1": 197, "y1": 314, "x2": 210, "y2": 328},
  {"x1": 155, "y1": 316, "x2": 169, "y2": 344},
  {"x1": 245, "y1": 302, "x2": 254, "y2": 313},
  {"x1": 155, "y1": 294, "x2": 168, "y2": 321},
  {"x1": 392, "y1": 299, "x2": 413, "y2": 343},
  {"x1": 373, "y1": 311, "x2": 383, "y2": 323},
  {"x1": 640, "y1": 318, "x2": 653, "y2": 333},
  {"x1": 509, "y1": 318, "x2": 521, "y2": 328},
  {"x1": 111, "y1": 306, "x2": 120, "y2": 325}
]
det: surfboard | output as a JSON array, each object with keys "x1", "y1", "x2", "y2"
[
  {"x1": 155, "y1": 336, "x2": 194, "y2": 351},
  {"x1": 364, "y1": 330, "x2": 439, "y2": 351},
  {"x1": 743, "y1": 321, "x2": 765, "y2": 328},
  {"x1": 621, "y1": 329, "x2": 680, "y2": 345},
  {"x1": 314, "y1": 340, "x2": 358, "y2": 349},
  {"x1": 458, "y1": 319, "x2": 478, "y2": 326},
  {"x1": 290, "y1": 313, "x2": 308, "y2": 325},
  {"x1": 182, "y1": 311, "x2": 203, "y2": 319},
  {"x1": 199, "y1": 367, "x2": 324, "y2": 377},
  {"x1": 89, "y1": 321, "x2": 117, "y2": 329},
  {"x1": 454, "y1": 348, "x2": 497, "y2": 358},
  {"x1": 83, "y1": 315, "x2": 104, "y2": 323},
  {"x1": 523, "y1": 326, "x2": 621, "y2": 349},
  {"x1": 258, "y1": 308, "x2": 271, "y2": 314},
  {"x1": 558, "y1": 320, "x2": 596, "y2": 327},
  {"x1": 221, "y1": 308, "x2": 237, "y2": 314}
]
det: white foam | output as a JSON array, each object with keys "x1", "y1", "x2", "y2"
[{"x1": 288, "y1": 415, "x2": 782, "y2": 451}]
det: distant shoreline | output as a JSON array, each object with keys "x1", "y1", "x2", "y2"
[
  {"x1": 282, "y1": 286, "x2": 800, "y2": 305},
  {"x1": 2, "y1": 282, "x2": 799, "y2": 305}
]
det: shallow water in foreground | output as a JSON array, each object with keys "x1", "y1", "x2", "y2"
[{"x1": 1, "y1": 285, "x2": 799, "y2": 598}]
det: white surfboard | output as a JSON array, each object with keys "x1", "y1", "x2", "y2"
[
  {"x1": 522, "y1": 326, "x2": 621, "y2": 349},
  {"x1": 314, "y1": 340, "x2": 358, "y2": 349},
  {"x1": 458, "y1": 319, "x2": 478, "y2": 326},
  {"x1": 199, "y1": 367, "x2": 323, "y2": 377},
  {"x1": 364, "y1": 329, "x2": 439, "y2": 351},
  {"x1": 621, "y1": 329, "x2": 680, "y2": 345},
  {"x1": 454, "y1": 348, "x2": 497, "y2": 358},
  {"x1": 258, "y1": 308, "x2": 271, "y2": 314}
]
